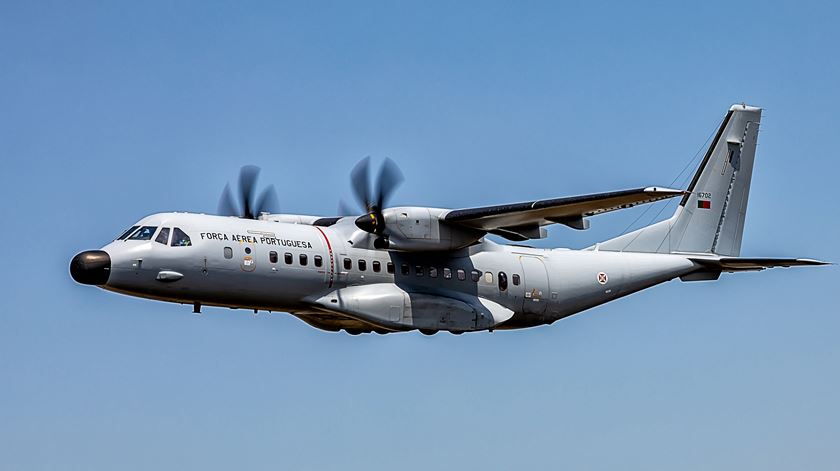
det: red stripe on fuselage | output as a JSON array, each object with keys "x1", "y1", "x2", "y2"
[{"x1": 314, "y1": 226, "x2": 335, "y2": 288}]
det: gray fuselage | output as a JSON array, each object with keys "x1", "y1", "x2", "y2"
[{"x1": 94, "y1": 212, "x2": 698, "y2": 333}]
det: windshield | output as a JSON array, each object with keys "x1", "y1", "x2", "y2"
[
  {"x1": 155, "y1": 227, "x2": 170, "y2": 245},
  {"x1": 170, "y1": 227, "x2": 192, "y2": 246},
  {"x1": 127, "y1": 226, "x2": 158, "y2": 241},
  {"x1": 116, "y1": 225, "x2": 140, "y2": 240}
]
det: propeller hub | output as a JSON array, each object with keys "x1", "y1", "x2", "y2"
[
  {"x1": 348, "y1": 157, "x2": 403, "y2": 240},
  {"x1": 355, "y1": 213, "x2": 379, "y2": 233}
]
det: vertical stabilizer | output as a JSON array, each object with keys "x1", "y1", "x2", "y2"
[{"x1": 598, "y1": 104, "x2": 762, "y2": 256}]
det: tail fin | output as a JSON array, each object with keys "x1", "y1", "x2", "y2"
[{"x1": 599, "y1": 104, "x2": 762, "y2": 256}]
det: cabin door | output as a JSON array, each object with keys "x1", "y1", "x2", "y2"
[{"x1": 519, "y1": 256, "x2": 549, "y2": 314}]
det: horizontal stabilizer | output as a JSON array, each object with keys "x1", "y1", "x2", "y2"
[{"x1": 690, "y1": 256, "x2": 831, "y2": 272}]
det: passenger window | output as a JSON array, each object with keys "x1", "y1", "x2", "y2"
[
  {"x1": 128, "y1": 226, "x2": 157, "y2": 241},
  {"x1": 117, "y1": 225, "x2": 139, "y2": 240},
  {"x1": 443, "y1": 268, "x2": 452, "y2": 279},
  {"x1": 372, "y1": 261, "x2": 381, "y2": 272},
  {"x1": 512, "y1": 274, "x2": 521, "y2": 286},
  {"x1": 155, "y1": 227, "x2": 170, "y2": 245},
  {"x1": 401, "y1": 264, "x2": 410, "y2": 276},
  {"x1": 415, "y1": 265, "x2": 424, "y2": 277},
  {"x1": 314, "y1": 255, "x2": 323, "y2": 267},
  {"x1": 171, "y1": 228, "x2": 192, "y2": 246},
  {"x1": 358, "y1": 259, "x2": 367, "y2": 271},
  {"x1": 224, "y1": 247, "x2": 233, "y2": 259},
  {"x1": 386, "y1": 262, "x2": 395, "y2": 274},
  {"x1": 269, "y1": 251, "x2": 278, "y2": 263},
  {"x1": 344, "y1": 258, "x2": 352, "y2": 270},
  {"x1": 300, "y1": 254, "x2": 308, "y2": 266},
  {"x1": 457, "y1": 269, "x2": 466, "y2": 281},
  {"x1": 498, "y1": 272, "x2": 508, "y2": 291},
  {"x1": 284, "y1": 253, "x2": 293, "y2": 264},
  {"x1": 470, "y1": 270, "x2": 481, "y2": 282},
  {"x1": 484, "y1": 272, "x2": 493, "y2": 284},
  {"x1": 429, "y1": 267, "x2": 438, "y2": 278}
]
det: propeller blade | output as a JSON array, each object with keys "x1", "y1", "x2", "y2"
[
  {"x1": 348, "y1": 157, "x2": 403, "y2": 238},
  {"x1": 350, "y1": 156, "x2": 372, "y2": 212},
  {"x1": 375, "y1": 157, "x2": 404, "y2": 210},
  {"x1": 338, "y1": 199, "x2": 356, "y2": 217},
  {"x1": 218, "y1": 183, "x2": 239, "y2": 217},
  {"x1": 238, "y1": 165, "x2": 261, "y2": 219},
  {"x1": 254, "y1": 184, "x2": 280, "y2": 216},
  {"x1": 218, "y1": 165, "x2": 276, "y2": 219}
]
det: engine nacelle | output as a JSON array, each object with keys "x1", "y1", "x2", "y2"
[{"x1": 379, "y1": 207, "x2": 484, "y2": 251}]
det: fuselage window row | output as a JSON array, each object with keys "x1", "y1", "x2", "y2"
[
  {"x1": 264, "y1": 251, "x2": 321, "y2": 268},
  {"x1": 251, "y1": 252, "x2": 519, "y2": 289}
]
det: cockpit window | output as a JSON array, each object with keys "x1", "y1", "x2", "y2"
[
  {"x1": 155, "y1": 227, "x2": 171, "y2": 245},
  {"x1": 116, "y1": 225, "x2": 140, "y2": 240},
  {"x1": 170, "y1": 227, "x2": 192, "y2": 247},
  {"x1": 127, "y1": 226, "x2": 158, "y2": 241}
]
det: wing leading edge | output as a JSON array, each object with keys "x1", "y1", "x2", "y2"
[{"x1": 443, "y1": 186, "x2": 685, "y2": 239}]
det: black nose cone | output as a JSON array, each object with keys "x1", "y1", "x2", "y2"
[
  {"x1": 70, "y1": 250, "x2": 111, "y2": 285},
  {"x1": 355, "y1": 213, "x2": 378, "y2": 233}
]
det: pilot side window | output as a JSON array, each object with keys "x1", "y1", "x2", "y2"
[
  {"x1": 224, "y1": 247, "x2": 233, "y2": 259},
  {"x1": 457, "y1": 269, "x2": 466, "y2": 281},
  {"x1": 470, "y1": 270, "x2": 481, "y2": 282},
  {"x1": 170, "y1": 228, "x2": 192, "y2": 246},
  {"x1": 386, "y1": 262, "x2": 394, "y2": 274},
  {"x1": 498, "y1": 272, "x2": 508, "y2": 291},
  {"x1": 512, "y1": 274, "x2": 521, "y2": 286},
  {"x1": 128, "y1": 226, "x2": 157, "y2": 241},
  {"x1": 284, "y1": 253, "x2": 293, "y2": 264},
  {"x1": 117, "y1": 225, "x2": 139, "y2": 240},
  {"x1": 314, "y1": 255, "x2": 323, "y2": 267},
  {"x1": 372, "y1": 261, "x2": 381, "y2": 272},
  {"x1": 443, "y1": 268, "x2": 452, "y2": 279},
  {"x1": 155, "y1": 227, "x2": 170, "y2": 245},
  {"x1": 300, "y1": 254, "x2": 308, "y2": 266},
  {"x1": 269, "y1": 251, "x2": 278, "y2": 263},
  {"x1": 358, "y1": 259, "x2": 367, "y2": 271}
]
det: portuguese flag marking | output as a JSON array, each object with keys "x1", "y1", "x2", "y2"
[{"x1": 697, "y1": 200, "x2": 711, "y2": 209}]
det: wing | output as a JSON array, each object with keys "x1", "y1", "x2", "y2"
[
  {"x1": 444, "y1": 186, "x2": 684, "y2": 240},
  {"x1": 690, "y1": 257, "x2": 831, "y2": 272}
]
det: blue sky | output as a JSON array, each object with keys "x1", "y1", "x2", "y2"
[{"x1": 1, "y1": 1, "x2": 838, "y2": 469}]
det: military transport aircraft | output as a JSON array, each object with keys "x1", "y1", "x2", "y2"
[{"x1": 70, "y1": 104, "x2": 828, "y2": 335}]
